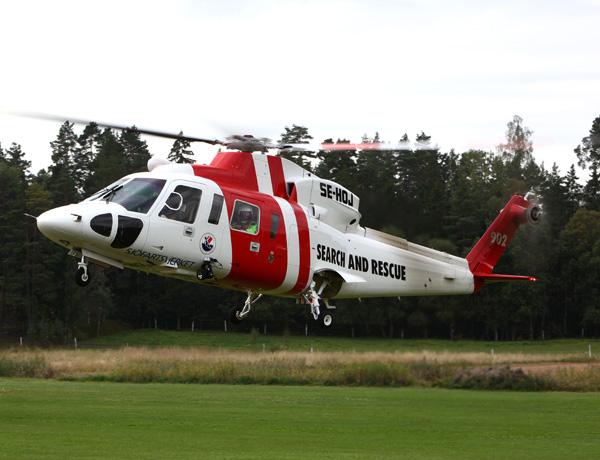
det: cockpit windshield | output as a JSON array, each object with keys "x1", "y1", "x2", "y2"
[
  {"x1": 89, "y1": 178, "x2": 166, "y2": 214},
  {"x1": 86, "y1": 177, "x2": 130, "y2": 202}
]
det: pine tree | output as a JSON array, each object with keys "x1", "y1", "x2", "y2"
[
  {"x1": 87, "y1": 128, "x2": 128, "y2": 193},
  {"x1": 24, "y1": 180, "x2": 58, "y2": 337},
  {"x1": 583, "y1": 163, "x2": 600, "y2": 210},
  {"x1": 564, "y1": 164, "x2": 582, "y2": 216},
  {"x1": 5, "y1": 143, "x2": 31, "y2": 183},
  {"x1": 575, "y1": 116, "x2": 600, "y2": 210},
  {"x1": 315, "y1": 138, "x2": 357, "y2": 187},
  {"x1": 444, "y1": 150, "x2": 493, "y2": 252},
  {"x1": 0, "y1": 144, "x2": 29, "y2": 333},
  {"x1": 278, "y1": 124, "x2": 314, "y2": 170},
  {"x1": 539, "y1": 164, "x2": 566, "y2": 225},
  {"x1": 559, "y1": 209, "x2": 600, "y2": 335},
  {"x1": 74, "y1": 122, "x2": 101, "y2": 197},
  {"x1": 395, "y1": 132, "x2": 446, "y2": 238},
  {"x1": 575, "y1": 115, "x2": 600, "y2": 169},
  {"x1": 167, "y1": 132, "x2": 195, "y2": 164},
  {"x1": 120, "y1": 126, "x2": 151, "y2": 172},
  {"x1": 353, "y1": 133, "x2": 397, "y2": 229},
  {"x1": 48, "y1": 121, "x2": 78, "y2": 205}
]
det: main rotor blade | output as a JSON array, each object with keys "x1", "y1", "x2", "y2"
[
  {"x1": 10, "y1": 111, "x2": 223, "y2": 145},
  {"x1": 279, "y1": 141, "x2": 437, "y2": 151}
]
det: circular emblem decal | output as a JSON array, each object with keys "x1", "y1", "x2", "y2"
[{"x1": 200, "y1": 233, "x2": 216, "y2": 254}]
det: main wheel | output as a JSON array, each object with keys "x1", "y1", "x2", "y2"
[
  {"x1": 75, "y1": 267, "x2": 91, "y2": 287},
  {"x1": 321, "y1": 311, "x2": 333, "y2": 327},
  {"x1": 229, "y1": 307, "x2": 243, "y2": 324}
]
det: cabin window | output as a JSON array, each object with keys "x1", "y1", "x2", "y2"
[
  {"x1": 270, "y1": 213, "x2": 280, "y2": 239},
  {"x1": 230, "y1": 200, "x2": 260, "y2": 235},
  {"x1": 159, "y1": 185, "x2": 202, "y2": 224},
  {"x1": 208, "y1": 194, "x2": 224, "y2": 225}
]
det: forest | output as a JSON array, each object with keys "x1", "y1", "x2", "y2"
[{"x1": 1, "y1": 114, "x2": 600, "y2": 343}]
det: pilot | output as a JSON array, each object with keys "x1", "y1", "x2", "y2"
[
  {"x1": 238, "y1": 206, "x2": 258, "y2": 234},
  {"x1": 246, "y1": 217, "x2": 258, "y2": 235}
]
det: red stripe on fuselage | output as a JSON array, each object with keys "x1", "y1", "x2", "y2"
[
  {"x1": 267, "y1": 155, "x2": 287, "y2": 198},
  {"x1": 289, "y1": 203, "x2": 310, "y2": 294},
  {"x1": 219, "y1": 187, "x2": 288, "y2": 291}
]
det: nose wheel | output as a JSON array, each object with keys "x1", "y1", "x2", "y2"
[{"x1": 75, "y1": 255, "x2": 91, "y2": 287}]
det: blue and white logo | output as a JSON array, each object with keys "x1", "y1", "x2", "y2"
[{"x1": 201, "y1": 233, "x2": 216, "y2": 254}]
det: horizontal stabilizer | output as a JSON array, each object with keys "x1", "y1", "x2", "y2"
[{"x1": 473, "y1": 272, "x2": 538, "y2": 284}]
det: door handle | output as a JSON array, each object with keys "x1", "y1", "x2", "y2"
[{"x1": 184, "y1": 226, "x2": 194, "y2": 237}]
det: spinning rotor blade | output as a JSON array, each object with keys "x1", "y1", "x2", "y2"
[
  {"x1": 9, "y1": 110, "x2": 439, "y2": 153},
  {"x1": 279, "y1": 141, "x2": 435, "y2": 152},
  {"x1": 10, "y1": 111, "x2": 223, "y2": 145}
]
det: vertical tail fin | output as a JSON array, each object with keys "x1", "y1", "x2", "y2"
[{"x1": 466, "y1": 194, "x2": 541, "y2": 291}]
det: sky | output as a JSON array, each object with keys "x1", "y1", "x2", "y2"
[{"x1": 1, "y1": 0, "x2": 599, "y2": 176}]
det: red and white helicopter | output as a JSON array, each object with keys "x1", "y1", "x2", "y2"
[{"x1": 34, "y1": 118, "x2": 542, "y2": 327}]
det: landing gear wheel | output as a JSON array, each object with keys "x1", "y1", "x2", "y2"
[
  {"x1": 321, "y1": 311, "x2": 333, "y2": 328},
  {"x1": 75, "y1": 266, "x2": 91, "y2": 287},
  {"x1": 229, "y1": 307, "x2": 243, "y2": 324}
]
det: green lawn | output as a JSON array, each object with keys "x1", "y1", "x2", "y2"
[
  {"x1": 80, "y1": 329, "x2": 600, "y2": 355},
  {"x1": 1, "y1": 379, "x2": 600, "y2": 459}
]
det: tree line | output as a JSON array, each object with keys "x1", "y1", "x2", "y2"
[{"x1": 1, "y1": 115, "x2": 600, "y2": 343}]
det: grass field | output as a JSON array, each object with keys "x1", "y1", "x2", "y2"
[
  {"x1": 2, "y1": 379, "x2": 600, "y2": 459},
  {"x1": 79, "y1": 329, "x2": 600, "y2": 355}
]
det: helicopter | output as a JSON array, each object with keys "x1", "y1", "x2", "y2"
[{"x1": 31, "y1": 115, "x2": 542, "y2": 327}]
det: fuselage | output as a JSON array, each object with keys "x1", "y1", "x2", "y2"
[{"x1": 36, "y1": 151, "x2": 475, "y2": 300}]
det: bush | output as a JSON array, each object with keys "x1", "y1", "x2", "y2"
[{"x1": 444, "y1": 366, "x2": 551, "y2": 391}]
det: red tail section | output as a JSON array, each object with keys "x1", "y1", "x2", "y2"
[{"x1": 466, "y1": 194, "x2": 541, "y2": 291}]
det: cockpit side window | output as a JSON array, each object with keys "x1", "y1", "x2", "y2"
[
  {"x1": 230, "y1": 200, "x2": 260, "y2": 235},
  {"x1": 208, "y1": 194, "x2": 224, "y2": 225},
  {"x1": 159, "y1": 185, "x2": 202, "y2": 224},
  {"x1": 270, "y1": 213, "x2": 280, "y2": 239},
  {"x1": 103, "y1": 178, "x2": 166, "y2": 213}
]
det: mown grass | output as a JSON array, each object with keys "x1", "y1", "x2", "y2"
[
  {"x1": 2, "y1": 379, "x2": 600, "y2": 459},
  {"x1": 78, "y1": 329, "x2": 600, "y2": 355}
]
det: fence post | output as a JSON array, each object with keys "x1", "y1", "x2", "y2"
[{"x1": 74, "y1": 337, "x2": 78, "y2": 349}]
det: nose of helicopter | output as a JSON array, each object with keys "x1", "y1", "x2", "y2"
[{"x1": 37, "y1": 206, "x2": 83, "y2": 245}]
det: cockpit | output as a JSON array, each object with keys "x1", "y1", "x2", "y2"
[{"x1": 81, "y1": 175, "x2": 213, "y2": 250}]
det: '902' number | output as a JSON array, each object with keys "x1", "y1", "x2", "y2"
[{"x1": 490, "y1": 232, "x2": 507, "y2": 247}]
